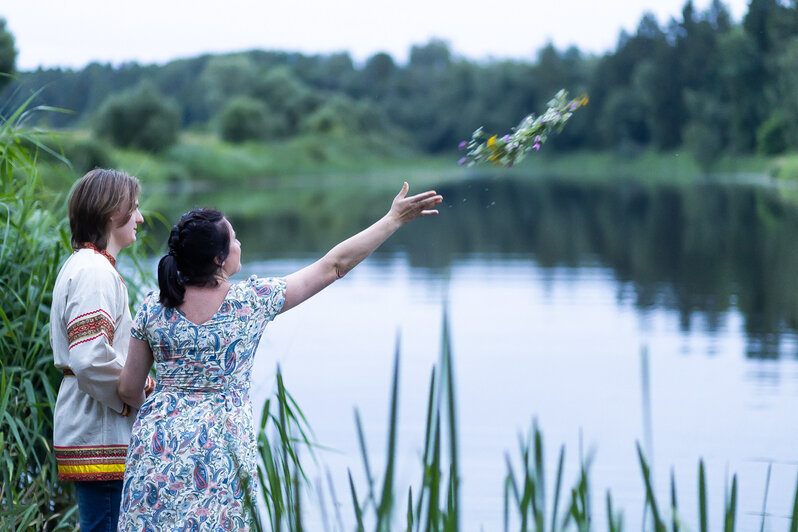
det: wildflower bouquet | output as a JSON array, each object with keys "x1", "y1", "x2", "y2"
[{"x1": 458, "y1": 89, "x2": 588, "y2": 168}]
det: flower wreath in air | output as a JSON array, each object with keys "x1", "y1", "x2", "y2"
[{"x1": 458, "y1": 90, "x2": 588, "y2": 169}]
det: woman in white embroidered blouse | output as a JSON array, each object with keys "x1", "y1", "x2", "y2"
[{"x1": 50, "y1": 168, "x2": 152, "y2": 532}]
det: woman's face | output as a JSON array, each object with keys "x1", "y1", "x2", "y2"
[
  {"x1": 221, "y1": 218, "x2": 241, "y2": 278},
  {"x1": 108, "y1": 198, "x2": 144, "y2": 251}
]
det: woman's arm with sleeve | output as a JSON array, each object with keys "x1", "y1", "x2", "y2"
[
  {"x1": 65, "y1": 268, "x2": 131, "y2": 414},
  {"x1": 118, "y1": 338, "x2": 154, "y2": 410},
  {"x1": 281, "y1": 182, "x2": 442, "y2": 313}
]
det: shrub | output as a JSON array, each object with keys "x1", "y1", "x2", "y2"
[
  {"x1": 0, "y1": 18, "x2": 16, "y2": 92},
  {"x1": 301, "y1": 95, "x2": 388, "y2": 135},
  {"x1": 0, "y1": 100, "x2": 76, "y2": 529},
  {"x1": 61, "y1": 136, "x2": 114, "y2": 173},
  {"x1": 93, "y1": 82, "x2": 180, "y2": 152},
  {"x1": 218, "y1": 96, "x2": 287, "y2": 143},
  {"x1": 757, "y1": 114, "x2": 789, "y2": 155},
  {"x1": 684, "y1": 121, "x2": 724, "y2": 171}
]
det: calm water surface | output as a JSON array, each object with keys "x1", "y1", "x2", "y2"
[{"x1": 150, "y1": 176, "x2": 798, "y2": 531}]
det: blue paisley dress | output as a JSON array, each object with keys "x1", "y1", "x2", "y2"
[{"x1": 118, "y1": 275, "x2": 286, "y2": 531}]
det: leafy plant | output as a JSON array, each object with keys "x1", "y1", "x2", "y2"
[
  {"x1": 0, "y1": 93, "x2": 75, "y2": 530},
  {"x1": 93, "y1": 81, "x2": 180, "y2": 152}
]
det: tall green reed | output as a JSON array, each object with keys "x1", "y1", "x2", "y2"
[
  {"x1": 0, "y1": 94, "x2": 156, "y2": 530},
  {"x1": 249, "y1": 366, "x2": 318, "y2": 532},
  {"x1": 252, "y1": 313, "x2": 798, "y2": 532},
  {"x1": 251, "y1": 318, "x2": 462, "y2": 532},
  {"x1": 0, "y1": 94, "x2": 76, "y2": 530}
]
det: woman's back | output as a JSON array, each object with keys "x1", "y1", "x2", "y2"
[
  {"x1": 176, "y1": 283, "x2": 232, "y2": 327},
  {"x1": 118, "y1": 275, "x2": 285, "y2": 530}
]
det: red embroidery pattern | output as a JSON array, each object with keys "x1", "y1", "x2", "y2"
[
  {"x1": 67, "y1": 309, "x2": 115, "y2": 350},
  {"x1": 54, "y1": 444, "x2": 128, "y2": 481},
  {"x1": 79, "y1": 242, "x2": 116, "y2": 267}
]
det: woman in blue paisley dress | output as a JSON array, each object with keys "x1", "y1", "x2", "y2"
[{"x1": 116, "y1": 183, "x2": 442, "y2": 530}]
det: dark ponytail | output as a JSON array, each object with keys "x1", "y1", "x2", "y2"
[
  {"x1": 157, "y1": 228, "x2": 186, "y2": 308},
  {"x1": 158, "y1": 209, "x2": 230, "y2": 308}
]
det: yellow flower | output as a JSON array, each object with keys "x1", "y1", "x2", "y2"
[
  {"x1": 579, "y1": 94, "x2": 589, "y2": 107},
  {"x1": 487, "y1": 135, "x2": 497, "y2": 147}
]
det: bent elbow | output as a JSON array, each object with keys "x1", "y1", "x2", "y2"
[
  {"x1": 117, "y1": 378, "x2": 137, "y2": 406},
  {"x1": 322, "y1": 255, "x2": 349, "y2": 281}
]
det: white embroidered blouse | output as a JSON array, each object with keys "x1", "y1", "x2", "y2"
[{"x1": 50, "y1": 248, "x2": 136, "y2": 481}]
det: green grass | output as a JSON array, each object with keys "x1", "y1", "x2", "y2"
[
  {"x1": 0, "y1": 97, "x2": 159, "y2": 531},
  {"x1": 35, "y1": 126, "x2": 789, "y2": 199},
  {"x1": 0, "y1": 94, "x2": 78, "y2": 530}
]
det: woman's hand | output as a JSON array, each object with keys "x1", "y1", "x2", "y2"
[
  {"x1": 386, "y1": 182, "x2": 443, "y2": 227},
  {"x1": 281, "y1": 182, "x2": 444, "y2": 313}
]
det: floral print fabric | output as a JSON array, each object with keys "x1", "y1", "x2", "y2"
[{"x1": 118, "y1": 275, "x2": 286, "y2": 531}]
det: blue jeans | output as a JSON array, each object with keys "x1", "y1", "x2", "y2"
[{"x1": 74, "y1": 480, "x2": 123, "y2": 532}]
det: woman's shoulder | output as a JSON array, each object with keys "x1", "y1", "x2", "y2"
[
  {"x1": 58, "y1": 249, "x2": 123, "y2": 294},
  {"x1": 134, "y1": 289, "x2": 163, "y2": 314},
  {"x1": 66, "y1": 249, "x2": 117, "y2": 275},
  {"x1": 238, "y1": 274, "x2": 286, "y2": 295},
  {"x1": 227, "y1": 276, "x2": 286, "y2": 309}
]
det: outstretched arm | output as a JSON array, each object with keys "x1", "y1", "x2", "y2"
[{"x1": 281, "y1": 182, "x2": 442, "y2": 313}]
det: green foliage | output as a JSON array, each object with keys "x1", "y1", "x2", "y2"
[
  {"x1": 200, "y1": 55, "x2": 261, "y2": 113},
  {"x1": 61, "y1": 135, "x2": 115, "y2": 173},
  {"x1": 0, "y1": 98, "x2": 76, "y2": 530},
  {"x1": 3, "y1": 2, "x2": 798, "y2": 162},
  {"x1": 31, "y1": 133, "x2": 115, "y2": 174},
  {"x1": 252, "y1": 67, "x2": 320, "y2": 136},
  {"x1": 757, "y1": 114, "x2": 789, "y2": 155},
  {"x1": 773, "y1": 38, "x2": 798, "y2": 149},
  {"x1": 0, "y1": 96, "x2": 156, "y2": 531},
  {"x1": 301, "y1": 94, "x2": 387, "y2": 136},
  {"x1": 93, "y1": 81, "x2": 180, "y2": 152},
  {"x1": 218, "y1": 96, "x2": 276, "y2": 143},
  {"x1": 0, "y1": 18, "x2": 16, "y2": 92},
  {"x1": 684, "y1": 121, "x2": 724, "y2": 171},
  {"x1": 251, "y1": 367, "x2": 316, "y2": 532}
]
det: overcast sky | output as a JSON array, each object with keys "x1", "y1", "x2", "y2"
[{"x1": 2, "y1": 0, "x2": 751, "y2": 70}]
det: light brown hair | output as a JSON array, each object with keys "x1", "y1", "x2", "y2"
[{"x1": 68, "y1": 169, "x2": 141, "y2": 250}]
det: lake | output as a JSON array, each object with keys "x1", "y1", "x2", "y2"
[{"x1": 147, "y1": 175, "x2": 798, "y2": 531}]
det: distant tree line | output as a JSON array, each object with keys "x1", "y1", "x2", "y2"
[{"x1": 1, "y1": 0, "x2": 797, "y2": 165}]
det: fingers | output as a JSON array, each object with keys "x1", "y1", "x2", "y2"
[
  {"x1": 421, "y1": 195, "x2": 443, "y2": 208},
  {"x1": 396, "y1": 181, "x2": 409, "y2": 200},
  {"x1": 408, "y1": 191, "x2": 441, "y2": 204},
  {"x1": 393, "y1": 183, "x2": 442, "y2": 220}
]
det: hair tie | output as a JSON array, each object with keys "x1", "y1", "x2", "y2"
[{"x1": 167, "y1": 249, "x2": 177, "y2": 257}]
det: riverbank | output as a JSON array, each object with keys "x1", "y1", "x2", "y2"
[{"x1": 40, "y1": 130, "x2": 794, "y2": 198}]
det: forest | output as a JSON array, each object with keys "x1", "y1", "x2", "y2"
[{"x1": 1, "y1": 0, "x2": 797, "y2": 173}]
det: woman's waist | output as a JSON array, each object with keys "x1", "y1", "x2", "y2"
[{"x1": 154, "y1": 374, "x2": 248, "y2": 393}]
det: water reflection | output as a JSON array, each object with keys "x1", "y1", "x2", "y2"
[{"x1": 149, "y1": 176, "x2": 798, "y2": 359}]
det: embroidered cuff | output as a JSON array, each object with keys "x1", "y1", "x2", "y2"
[{"x1": 144, "y1": 375, "x2": 156, "y2": 397}]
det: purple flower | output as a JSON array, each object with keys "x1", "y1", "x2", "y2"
[
  {"x1": 458, "y1": 157, "x2": 467, "y2": 166},
  {"x1": 534, "y1": 135, "x2": 541, "y2": 143},
  {"x1": 458, "y1": 141, "x2": 467, "y2": 150},
  {"x1": 502, "y1": 134, "x2": 511, "y2": 143},
  {"x1": 533, "y1": 143, "x2": 541, "y2": 151},
  {"x1": 570, "y1": 101, "x2": 578, "y2": 111}
]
